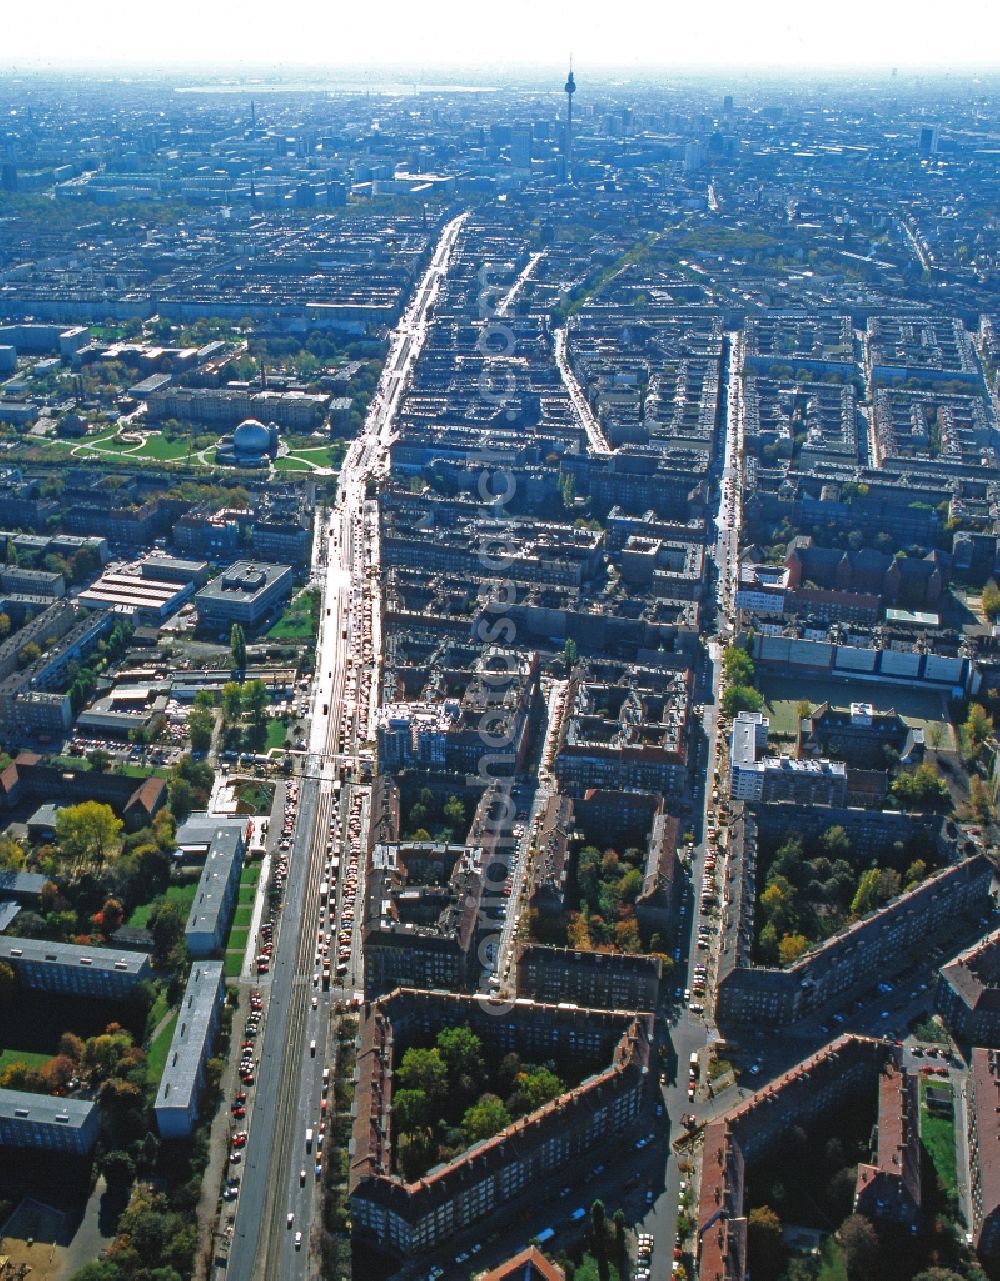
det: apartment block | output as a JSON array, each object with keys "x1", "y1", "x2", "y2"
[
  {"x1": 515, "y1": 944, "x2": 662, "y2": 1012},
  {"x1": 184, "y1": 825, "x2": 247, "y2": 958},
  {"x1": 350, "y1": 989, "x2": 652, "y2": 1256},
  {"x1": 0, "y1": 1089, "x2": 99, "y2": 1154},
  {"x1": 1, "y1": 937, "x2": 151, "y2": 997},
  {"x1": 698, "y1": 1037, "x2": 893, "y2": 1281},
  {"x1": 154, "y1": 961, "x2": 225, "y2": 1139},
  {"x1": 966, "y1": 1047, "x2": 1000, "y2": 1261},
  {"x1": 854, "y1": 1062, "x2": 922, "y2": 1227},
  {"x1": 936, "y1": 929, "x2": 1000, "y2": 1047}
]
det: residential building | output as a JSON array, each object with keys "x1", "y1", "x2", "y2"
[
  {"x1": 854, "y1": 1062, "x2": 922, "y2": 1227},
  {"x1": 350, "y1": 989, "x2": 652, "y2": 1256},
  {"x1": 937, "y1": 929, "x2": 1000, "y2": 1047},
  {"x1": 0, "y1": 1089, "x2": 99, "y2": 1154},
  {"x1": 729, "y1": 711, "x2": 847, "y2": 807},
  {"x1": 515, "y1": 944, "x2": 662, "y2": 1011},
  {"x1": 697, "y1": 1037, "x2": 893, "y2": 1281},
  {"x1": 184, "y1": 825, "x2": 247, "y2": 957},
  {"x1": 966, "y1": 1047, "x2": 1000, "y2": 1261},
  {"x1": 1, "y1": 937, "x2": 151, "y2": 997},
  {"x1": 154, "y1": 961, "x2": 225, "y2": 1138}
]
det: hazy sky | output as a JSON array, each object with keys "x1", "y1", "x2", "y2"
[{"x1": 4, "y1": 0, "x2": 999, "y2": 71}]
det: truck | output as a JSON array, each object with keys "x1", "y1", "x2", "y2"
[
  {"x1": 689, "y1": 1052, "x2": 700, "y2": 1080},
  {"x1": 305, "y1": 1128, "x2": 313, "y2": 1153}
]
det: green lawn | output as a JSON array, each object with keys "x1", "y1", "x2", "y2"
[
  {"x1": 783, "y1": 1236, "x2": 848, "y2": 1281},
  {"x1": 287, "y1": 445, "x2": 336, "y2": 467},
  {"x1": 268, "y1": 590, "x2": 319, "y2": 640},
  {"x1": 920, "y1": 1076, "x2": 958, "y2": 1199},
  {"x1": 127, "y1": 882, "x2": 198, "y2": 928},
  {"x1": 144, "y1": 987, "x2": 170, "y2": 1040},
  {"x1": 238, "y1": 884, "x2": 257, "y2": 906},
  {"x1": 146, "y1": 1012, "x2": 178, "y2": 1085},
  {"x1": 274, "y1": 456, "x2": 310, "y2": 472},
  {"x1": 241, "y1": 861, "x2": 261, "y2": 887},
  {"x1": 133, "y1": 433, "x2": 198, "y2": 461},
  {"x1": 572, "y1": 1257, "x2": 622, "y2": 1281},
  {"x1": 226, "y1": 926, "x2": 249, "y2": 955},
  {"x1": 265, "y1": 718, "x2": 289, "y2": 751},
  {"x1": 223, "y1": 951, "x2": 244, "y2": 978},
  {"x1": 233, "y1": 905, "x2": 253, "y2": 928},
  {"x1": 0, "y1": 1048, "x2": 51, "y2": 1074}
]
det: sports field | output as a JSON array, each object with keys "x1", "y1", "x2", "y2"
[{"x1": 755, "y1": 671, "x2": 955, "y2": 746}]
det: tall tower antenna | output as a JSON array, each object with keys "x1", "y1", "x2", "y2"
[{"x1": 564, "y1": 60, "x2": 576, "y2": 184}]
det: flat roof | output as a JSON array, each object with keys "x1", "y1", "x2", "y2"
[
  {"x1": 185, "y1": 826, "x2": 245, "y2": 940},
  {"x1": 154, "y1": 962, "x2": 224, "y2": 1114},
  {"x1": 196, "y1": 560, "x2": 292, "y2": 604},
  {"x1": 0, "y1": 1087, "x2": 96, "y2": 1129},
  {"x1": 1, "y1": 937, "x2": 150, "y2": 976}
]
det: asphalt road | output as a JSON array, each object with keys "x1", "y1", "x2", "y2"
[{"x1": 222, "y1": 213, "x2": 470, "y2": 1281}]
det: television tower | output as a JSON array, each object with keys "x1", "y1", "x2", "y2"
[{"x1": 564, "y1": 63, "x2": 576, "y2": 183}]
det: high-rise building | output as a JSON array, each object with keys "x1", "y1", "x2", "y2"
[
  {"x1": 919, "y1": 125, "x2": 939, "y2": 157},
  {"x1": 511, "y1": 124, "x2": 532, "y2": 171}
]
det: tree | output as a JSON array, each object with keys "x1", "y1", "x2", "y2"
[
  {"x1": 851, "y1": 868, "x2": 887, "y2": 917},
  {"x1": 840, "y1": 1214, "x2": 880, "y2": 1281},
  {"x1": 168, "y1": 777, "x2": 195, "y2": 824},
  {"x1": 222, "y1": 681, "x2": 243, "y2": 725},
  {"x1": 435, "y1": 1025, "x2": 485, "y2": 1086},
  {"x1": 396, "y1": 1047, "x2": 448, "y2": 1103},
  {"x1": 722, "y1": 645, "x2": 755, "y2": 686},
  {"x1": 564, "y1": 637, "x2": 578, "y2": 672},
  {"x1": 193, "y1": 689, "x2": 215, "y2": 710},
  {"x1": 243, "y1": 678, "x2": 269, "y2": 727},
  {"x1": 148, "y1": 900, "x2": 186, "y2": 968},
  {"x1": 101, "y1": 1149, "x2": 136, "y2": 1187},
  {"x1": 0, "y1": 834, "x2": 26, "y2": 871},
  {"x1": 758, "y1": 921, "x2": 779, "y2": 964},
  {"x1": 40, "y1": 1054, "x2": 76, "y2": 1092},
  {"x1": 983, "y1": 579, "x2": 1000, "y2": 620},
  {"x1": 0, "y1": 613, "x2": 10, "y2": 640},
  {"x1": 778, "y1": 933, "x2": 808, "y2": 964},
  {"x1": 892, "y1": 763, "x2": 949, "y2": 809},
  {"x1": 971, "y1": 775, "x2": 992, "y2": 822},
  {"x1": 964, "y1": 703, "x2": 994, "y2": 755},
  {"x1": 442, "y1": 795, "x2": 466, "y2": 834},
  {"x1": 230, "y1": 623, "x2": 247, "y2": 677},
  {"x1": 462, "y1": 1094, "x2": 510, "y2": 1143},
  {"x1": 17, "y1": 641, "x2": 41, "y2": 668},
  {"x1": 188, "y1": 707, "x2": 213, "y2": 754},
  {"x1": 510, "y1": 1066, "x2": 563, "y2": 1114},
  {"x1": 820, "y1": 826, "x2": 851, "y2": 861},
  {"x1": 60, "y1": 1263, "x2": 123, "y2": 1281},
  {"x1": 722, "y1": 685, "x2": 764, "y2": 717},
  {"x1": 56, "y1": 802, "x2": 123, "y2": 867},
  {"x1": 87, "y1": 748, "x2": 113, "y2": 772},
  {"x1": 59, "y1": 1031, "x2": 84, "y2": 1061},
  {"x1": 98, "y1": 897, "x2": 124, "y2": 933},
  {"x1": 0, "y1": 959, "x2": 15, "y2": 1004},
  {"x1": 393, "y1": 1087, "x2": 428, "y2": 1131},
  {"x1": 747, "y1": 1206, "x2": 786, "y2": 1281}
]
